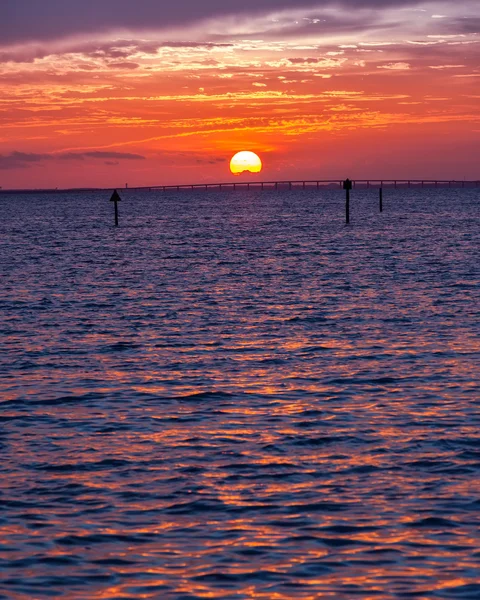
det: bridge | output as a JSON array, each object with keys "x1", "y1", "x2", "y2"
[
  {"x1": 1, "y1": 179, "x2": 478, "y2": 195},
  {"x1": 129, "y1": 179, "x2": 479, "y2": 192}
]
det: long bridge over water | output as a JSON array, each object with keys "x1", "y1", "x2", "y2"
[
  {"x1": 128, "y1": 179, "x2": 479, "y2": 192},
  {"x1": 1, "y1": 179, "x2": 479, "y2": 195}
]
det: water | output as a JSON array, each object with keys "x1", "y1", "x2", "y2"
[{"x1": 1, "y1": 189, "x2": 479, "y2": 599}]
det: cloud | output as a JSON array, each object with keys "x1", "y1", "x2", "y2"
[
  {"x1": 1, "y1": 2, "x2": 478, "y2": 73},
  {"x1": 0, "y1": 150, "x2": 145, "y2": 169},
  {"x1": 429, "y1": 64, "x2": 465, "y2": 69},
  {"x1": 377, "y1": 62, "x2": 411, "y2": 70},
  {"x1": 288, "y1": 58, "x2": 323, "y2": 64},
  {"x1": 0, "y1": 40, "x2": 237, "y2": 65},
  {"x1": 76, "y1": 151, "x2": 145, "y2": 160},
  {"x1": 150, "y1": 150, "x2": 228, "y2": 166},
  {"x1": 447, "y1": 17, "x2": 480, "y2": 35},
  {"x1": 0, "y1": 1, "x2": 426, "y2": 45},
  {"x1": 0, "y1": 151, "x2": 49, "y2": 169},
  {"x1": 196, "y1": 156, "x2": 227, "y2": 164}
]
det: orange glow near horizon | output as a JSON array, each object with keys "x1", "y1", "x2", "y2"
[{"x1": 0, "y1": 3, "x2": 479, "y2": 188}]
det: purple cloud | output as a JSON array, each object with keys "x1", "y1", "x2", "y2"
[
  {"x1": 0, "y1": 152, "x2": 49, "y2": 169},
  {"x1": 1, "y1": 1, "x2": 421, "y2": 45},
  {"x1": 0, "y1": 151, "x2": 146, "y2": 170}
]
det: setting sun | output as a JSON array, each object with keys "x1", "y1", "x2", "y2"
[{"x1": 230, "y1": 151, "x2": 263, "y2": 175}]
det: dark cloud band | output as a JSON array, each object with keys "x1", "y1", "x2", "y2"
[
  {"x1": 0, "y1": 151, "x2": 145, "y2": 170},
  {"x1": 1, "y1": 0, "x2": 420, "y2": 45}
]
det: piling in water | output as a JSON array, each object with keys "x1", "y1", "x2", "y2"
[
  {"x1": 343, "y1": 179, "x2": 352, "y2": 224},
  {"x1": 379, "y1": 187, "x2": 383, "y2": 212},
  {"x1": 110, "y1": 190, "x2": 121, "y2": 226}
]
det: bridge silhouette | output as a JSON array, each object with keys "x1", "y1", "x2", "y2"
[
  {"x1": 132, "y1": 179, "x2": 479, "y2": 192},
  {"x1": 1, "y1": 178, "x2": 478, "y2": 194}
]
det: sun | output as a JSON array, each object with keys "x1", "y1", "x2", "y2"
[{"x1": 230, "y1": 151, "x2": 262, "y2": 175}]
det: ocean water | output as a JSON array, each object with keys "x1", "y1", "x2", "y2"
[{"x1": 0, "y1": 188, "x2": 479, "y2": 599}]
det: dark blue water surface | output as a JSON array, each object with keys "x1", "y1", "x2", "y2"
[{"x1": 1, "y1": 189, "x2": 479, "y2": 599}]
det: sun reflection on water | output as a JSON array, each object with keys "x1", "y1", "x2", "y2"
[{"x1": 0, "y1": 189, "x2": 479, "y2": 598}]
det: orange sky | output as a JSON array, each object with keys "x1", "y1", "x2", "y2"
[{"x1": 0, "y1": 1, "x2": 479, "y2": 188}]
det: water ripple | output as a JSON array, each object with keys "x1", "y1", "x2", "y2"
[{"x1": 0, "y1": 189, "x2": 479, "y2": 598}]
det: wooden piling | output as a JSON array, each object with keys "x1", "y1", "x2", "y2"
[
  {"x1": 343, "y1": 179, "x2": 352, "y2": 225},
  {"x1": 379, "y1": 187, "x2": 383, "y2": 213}
]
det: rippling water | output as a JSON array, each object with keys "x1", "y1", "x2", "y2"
[{"x1": 1, "y1": 189, "x2": 479, "y2": 599}]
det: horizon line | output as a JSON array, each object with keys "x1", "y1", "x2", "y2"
[{"x1": 1, "y1": 178, "x2": 479, "y2": 194}]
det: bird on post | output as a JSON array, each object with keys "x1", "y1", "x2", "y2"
[{"x1": 110, "y1": 189, "x2": 121, "y2": 226}]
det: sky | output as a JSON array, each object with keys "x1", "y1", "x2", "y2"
[{"x1": 0, "y1": 0, "x2": 479, "y2": 188}]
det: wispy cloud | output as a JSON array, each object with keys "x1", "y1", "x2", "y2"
[
  {"x1": 377, "y1": 62, "x2": 411, "y2": 70},
  {"x1": 0, "y1": 1, "x2": 428, "y2": 45},
  {"x1": 0, "y1": 0, "x2": 479, "y2": 185}
]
